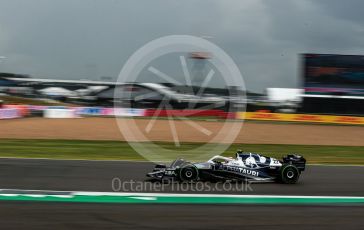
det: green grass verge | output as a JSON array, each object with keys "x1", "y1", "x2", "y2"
[{"x1": 0, "y1": 139, "x2": 363, "y2": 165}]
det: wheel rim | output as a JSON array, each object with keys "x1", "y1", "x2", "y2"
[
  {"x1": 287, "y1": 170, "x2": 295, "y2": 179},
  {"x1": 185, "y1": 170, "x2": 193, "y2": 178}
]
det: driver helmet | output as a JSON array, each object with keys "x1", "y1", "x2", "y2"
[{"x1": 236, "y1": 149, "x2": 243, "y2": 159}]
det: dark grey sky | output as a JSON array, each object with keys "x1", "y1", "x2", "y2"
[{"x1": 0, "y1": 0, "x2": 364, "y2": 92}]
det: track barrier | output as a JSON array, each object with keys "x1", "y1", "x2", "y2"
[{"x1": 237, "y1": 112, "x2": 364, "y2": 125}]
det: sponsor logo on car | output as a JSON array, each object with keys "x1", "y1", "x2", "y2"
[
  {"x1": 164, "y1": 170, "x2": 175, "y2": 176},
  {"x1": 222, "y1": 165, "x2": 259, "y2": 177}
]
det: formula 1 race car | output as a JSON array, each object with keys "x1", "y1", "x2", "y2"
[{"x1": 147, "y1": 151, "x2": 306, "y2": 184}]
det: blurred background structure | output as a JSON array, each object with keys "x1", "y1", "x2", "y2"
[
  {"x1": 300, "y1": 54, "x2": 364, "y2": 115},
  {"x1": 1, "y1": 53, "x2": 364, "y2": 116}
]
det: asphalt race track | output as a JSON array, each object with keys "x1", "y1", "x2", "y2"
[
  {"x1": 0, "y1": 158, "x2": 363, "y2": 195},
  {"x1": 1, "y1": 202, "x2": 363, "y2": 230},
  {"x1": 0, "y1": 158, "x2": 363, "y2": 229}
]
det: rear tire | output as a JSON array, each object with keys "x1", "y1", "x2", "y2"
[
  {"x1": 179, "y1": 166, "x2": 199, "y2": 181},
  {"x1": 279, "y1": 164, "x2": 300, "y2": 184}
]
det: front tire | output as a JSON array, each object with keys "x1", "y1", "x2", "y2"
[
  {"x1": 179, "y1": 166, "x2": 199, "y2": 181},
  {"x1": 279, "y1": 164, "x2": 300, "y2": 184}
]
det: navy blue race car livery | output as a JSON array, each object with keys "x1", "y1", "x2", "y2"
[{"x1": 147, "y1": 151, "x2": 306, "y2": 184}]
